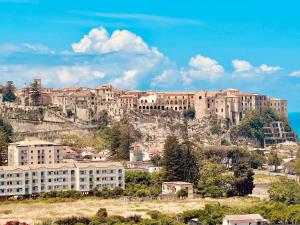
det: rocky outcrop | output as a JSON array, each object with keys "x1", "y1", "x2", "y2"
[{"x1": 125, "y1": 110, "x2": 229, "y2": 148}]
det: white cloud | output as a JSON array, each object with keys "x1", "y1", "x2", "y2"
[
  {"x1": 189, "y1": 54, "x2": 224, "y2": 74},
  {"x1": 290, "y1": 70, "x2": 300, "y2": 77},
  {"x1": 151, "y1": 68, "x2": 182, "y2": 88},
  {"x1": 231, "y1": 59, "x2": 281, "y2": 77},
  {"x1": 232, "y1": 59, "x2": 253, "y2": 72},
  {"x1": 111, "y1": 70, "x2": 139, "y2": 89},
  {"x1": 257, "y1": 64, "x2": 281, "y2": 73},
  {"x1": 152, "y1": 54, "x2": 225, "y2": 88},
  {"x1": 72, "y1": 27, "x2": 158, "y2": 55},
  {"x1": 0, "y1": 43, "x2": 54, "y2": 54}
]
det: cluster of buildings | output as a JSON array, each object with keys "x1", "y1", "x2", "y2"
[
  {"x1": 0, "y1": 139, "x2": 125, "y2": 198},
  {"x1": 2, "y1": 79, "x2": 288, "y2": 126},
  {"x1": 263, "y1": 121, "x2": 298, "y2": 147}
]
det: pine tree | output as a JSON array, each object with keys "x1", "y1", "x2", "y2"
[
  {"x1": 0, "y1": 117, "x2": 13, "y2": 143},
  {"x1": 0, "y1": 131, "x2": 8, "y2": 166},
  {"x1": 181, "y1": 141, "x2": 199, "y2": 184},
  {"x1": 2, "y1": 81, "x2": 16, "y2": 102},
  {"x1": 116, "y1": 123, "x2": 132, "y2": 160},
  {"x1": 110, "y1": 123, "x2": 121, "y2": 155},
  {"x1": 162, "y1": 135, "x2": 183, "y2": 181},
  {"x1": 233, "y1": 158, "x2": 254, "y2": 196},
  {"x1": 30, "y1": 80, "x2": 41, "y2": 106}
]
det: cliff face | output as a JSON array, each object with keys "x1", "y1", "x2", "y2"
[{"x1": 125, "y1": 110, "x2": 232, "y2": 148}]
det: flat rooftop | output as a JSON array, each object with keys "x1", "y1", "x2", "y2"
[{"x1": 0, "y1": 161, "x2": 123, "y2": 171}]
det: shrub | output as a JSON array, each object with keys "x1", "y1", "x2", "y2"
[
  {"x1": 55, "y1": 216, "x2": 90, "y2": 225},
  {"x1": 176, "y1": 189, "x2": 188, "y2": 199},
  {"x1": 268, "y1": 177, "x2": 300, "y2": 204},
  {"x1": 220, "y1": 138, "x2": 230, "y2": 146},
  {"x1": 5, "y1": 221, "x2": 29, "y2": 225},
  {"x1": 210, "y1": 124, "x2": 222, "y2": 135}
]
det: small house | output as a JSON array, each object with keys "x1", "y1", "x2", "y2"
[
  {"x1": 222, "y1": 214, "x2": 267, "y2": 225},
  {"x1": 162, "y1": 181, "x2": 194, "y2": 199}
]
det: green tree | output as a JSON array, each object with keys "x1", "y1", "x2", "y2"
[
  {"x1": 233, "y1": 158, "x2": 254, "y2": 196},
  {"x1": 183, "y1": 108, "x2": 195, "y2": 119},
  {"x1": 96, "y1": 110, "x2": 109, "y2": 130},
  {"x1": 30, "y1": 80, "x2": 41, "y2": 106},
  {"x1": 0, "y1": 117, "x2": 13, "y2": 142},
  {"x1": 180, "y1": 141, "x2": 199, "y2": 184},
  {"x1": 0, "y1": 131, "x2": 8, "y2": 166},
  {"x1": 198, "y1": 162, "x2": 235, "y2": 198},
  {"x1": 268, "y1": 177, "x2": 300, "y2": 204},
  {"x1": 230, "y1": 107, "x2": 281, "y2": 146},
  {"x1": 176, "y1": 189, "x2": 188, "y2": 199},
  {"x1": 109, "y1": 123, "x2": 121, "y2": 155},
  {"x1": 2, "y1": 81, "x2": 16, "y2": 102},
  {"x1": 116, "y1": 120, "x2": 136, "y2": 160},
  {"x1": 249, "y1": 150, "x2": 266, "y2": 169},
  {"x1": 268, "y1": 150, "x2": 282, "y2": 172},
  {"x1": 162, "y1": 135, "x2": 183, "y2": 181}
]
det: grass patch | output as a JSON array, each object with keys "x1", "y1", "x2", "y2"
[
  {"x1": 135, "y1": 208, "x2": 150, "y2": 212},
  {"x1": 254, "y1": 174, "x2": 280, "y2": 184},
  {"x1": 0, "y1": 209, "x2": 12, "y2": 215}
]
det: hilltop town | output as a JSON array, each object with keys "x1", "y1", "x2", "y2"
[{"x1": 0, "y1": 79, "x2": 300, "y2": 225}]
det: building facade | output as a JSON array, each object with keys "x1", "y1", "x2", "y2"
[
  {"x1": 8, "y1": 140, "x2": 64, "y2": 166},
  {"x1": 10, "y1": 79, "x2": 289, "y2": 126},
  {"x1": 0, "y1": 161, "x2": 124, "y2": 197},
  {"x1": 263, "y1": 121, "x2": 298, "y2": 147}
]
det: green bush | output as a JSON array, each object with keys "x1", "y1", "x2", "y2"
[
  {"x1": 268, "y1": 177, "x2": 300, "y2": 204},
  {"x1": 176, "y1": 189, "x2": 188, "y2": 199}
]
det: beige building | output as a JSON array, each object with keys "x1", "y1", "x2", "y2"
[
  {"x1": 0, "y1": 161, "x2": 124, "y2": 197},
  {"x1": 9, "y1": 81, "x2": 289, "y2": 125},
  {"x1": 8, "y1": 140, "x2": 64, "y2": 166},
  {"x1": 263, "y1": 121, "x2": 298, "y2": 147},
  {"x1": 162, "y1": 181, "x2": 194, "y2": 199},
  {"x1": 222, "y1": 214, "x2": 267, "y2": 225}
]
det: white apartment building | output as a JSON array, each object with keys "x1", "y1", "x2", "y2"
[
  {"x1": 8, "y1": 140, "x2": 64, "y2": 166},
  {"x1": 0, "y1": 161, "x2": 124, "y2": 197}
]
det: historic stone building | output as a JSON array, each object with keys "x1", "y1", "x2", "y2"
[{"x1": 8, "y1": 80, "x2": 289, "y2": 125}]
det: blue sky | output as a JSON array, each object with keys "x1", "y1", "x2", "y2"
[{"x1": 0, "y1": 0, "x2": 300, "y2": 111}]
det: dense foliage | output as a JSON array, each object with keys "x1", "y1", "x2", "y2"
[
  {"x1": 0, "y1": 117, "x2": 13, "y2": 165},
  {"x1": 2, "y1": 81, "x2": 16, "y2": 102},
  {"x1": 109, "y1": 118, "x2": 140, "y2": 160},
  {"x1": 163, "y1": 136, "x2": 199, "y2": 184},
  {"x1": 267, "y1": 150, "x2": 282, "y2": 172},
  {"x1": 197, "y1": 162, "x2": 235, "y2": 198},
  {"x1": 268, "y1": 177, "x2": 300, "y2": 204},
  {"x1": 162, "y1": 137, "x2": 255, "y2": 198},
  {"x1": 124, "y1": 171, "x2": 163, "y2": 197},
  {"x1": 230, "y1": 107, "x2": 284, "y2": 145}
]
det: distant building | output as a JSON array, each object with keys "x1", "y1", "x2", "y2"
[
  {"x1": 0, "y1": 161, "x2": 125, "y2": 197},
  {"x1": 222, "y1": 214, "x2": 267, "y2": 225},
  {"x1": 130, "y1": 143, "x2": 150, "y2": 162},
  {"x1": 8, "y1": 80, "x2": 293, "y2": 129},
  {"x1": 91, "y1": 153, "x2": 111, "y2": 161},
  {"x1": 263, "y1": 121, "x2": 298, "y2": 147},
  {"x1": 8, "y1": 139, "x2": 64, "y2": 166},
  {"x1": 162, "y1": 181, "x2": 194, "y2": 199}
]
